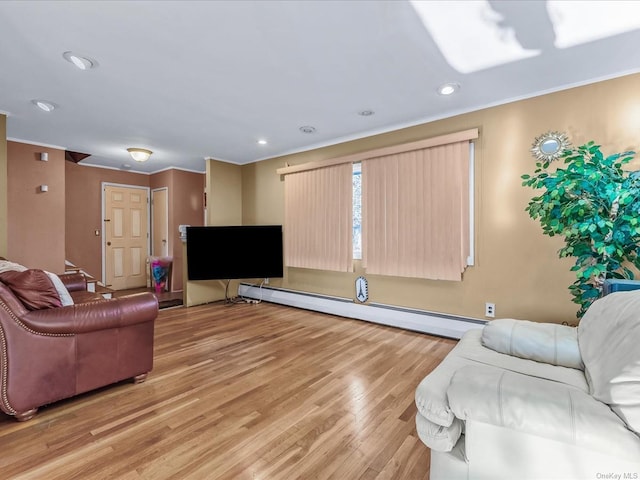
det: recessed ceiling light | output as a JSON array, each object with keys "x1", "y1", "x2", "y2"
[
  {"x1": 437, "y1": 82, "x2": 460, "y2": 96},
  {"x1": 32, "y1": 100, "x2": 56, "y2": 112},
  {"x1": 63, "y1": 51, "x2": 96, "y2": 70},
  {"x1": 358, "y1": 110, "x2": 375, "y2": 116},
  {"x1": 299, "y1": 126, "x2": 316, "y2": 134},
  {"x1": 257, "y1": 139, "x2": 268, "y2": 145}
]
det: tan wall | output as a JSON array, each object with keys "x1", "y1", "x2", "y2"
[
  {"x1": 207, "y1": 159, "x2": 242, "y2": 226},
  {"x1": 241, "y1": 73, "x2": 640, "y2": 325},
  {"x1": 7, "y1": 141, "x2": 66, "y2": 272},
  {"x1": 170, "y1": 169, "x2": 205, "y2": 291},
  {"x1": 65, "y1": 162, "x2": 149, "y2": 280},
  {"x1": 151, "y1": 169, "x2": 205, "y2": 291},
  {"x1": 0, "y1": 115, "x2": 6, "y2": 258},
  {"x1": 185, "y1": 160, "x2": 242, "y2": 306}
]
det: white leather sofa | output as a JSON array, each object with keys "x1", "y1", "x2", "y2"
[{"x1": 415, "y1": 290, "x2": 640, "y2": 479}]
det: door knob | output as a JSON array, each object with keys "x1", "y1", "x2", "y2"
[{"x1": 107, "y1": 241, "x2": 111, "y2": 246}]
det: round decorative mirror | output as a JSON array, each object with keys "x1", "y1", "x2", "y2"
[{"x1": 530, "y1": 131, "x2": 571, "y2": 162}]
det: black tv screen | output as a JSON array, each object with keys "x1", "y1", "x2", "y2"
[{"x1": 186, "y1": 225, "x2": 283, "y2": 280}]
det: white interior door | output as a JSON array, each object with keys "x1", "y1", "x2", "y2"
[
  {"x1": 104, "y1": 185, "x2": 149, "y2": 290},
  {"x1": 152, "y1": 187, "x2": 169, "y2": 257}
]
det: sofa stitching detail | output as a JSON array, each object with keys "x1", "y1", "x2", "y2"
[
  {"x1": 0, "y1": 322, "x2": 16, "y2": 414},
  {"x1": 497, "y1": 371, "x2": 506, "y2": 426},
  {"x1": 0, "y1": 299, "x2": 73, "y2": 337},
  {"x1": 567, "y1": 389, "x2": 576, "y2": 444}
]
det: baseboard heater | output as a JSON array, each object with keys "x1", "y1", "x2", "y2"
[{"x1": 238, "y1": 283, "x2": 485, "y2": 339}]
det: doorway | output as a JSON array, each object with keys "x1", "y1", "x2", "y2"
[
  {"x1": 102, "y1": 184, "x2": 150, "y2": 290},
  {"x1": 151, "y1": 187, "x2": 169, "y2": 257}
]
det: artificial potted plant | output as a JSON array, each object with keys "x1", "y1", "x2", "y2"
[{"x1": 522, "y1": 132, "x2": 640, "y2": 317}]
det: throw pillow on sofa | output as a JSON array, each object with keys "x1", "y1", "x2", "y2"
[
  {"x1": 0, "y1": 259, "x2": 74, "y2": 308},
  {"x1": 482, "y1": 318, "x2": 583, "y2": 370},
  {"x1": 0, "y1": 269, "x2": 63, "y2": 310},
  {"x1": 0, "y1": 259, "x2": 28, "y2": 274}
]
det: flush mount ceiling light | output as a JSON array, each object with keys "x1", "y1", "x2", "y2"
[
  {"x1": 437, "y1": 82, "x2": 460, "y2": 96},
  {"x1": 127, "y1": 148, "x2": 152, "y2": 162},
  {"x1": 32, "y1": 100, "x2": 56, "y2": 112},
  {"x1": 358, "y1": 110, "x2": 375, "y2": 116},
  {"x1": 299, "y1": 126, "x2": 316, "y2": 134},
  {"x1": 62, "y1": 51, "x2": 97, "y2": 70},
  {"x1": 257, "y1": 139, "x2": 268, "y2": 145}
]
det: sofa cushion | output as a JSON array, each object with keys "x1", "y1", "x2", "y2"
[
  {"x1": 454, "y1": 329, "x2": 588, "y2": 391},
  {"x1": 0, "y1": 269, "x2": 62, "y2": 310},
  {"x1": 0, "y1": 260, "x2": 73, "y2": 307},
  {"x1": 70, "y1": 290, "x2": 105, "y2": 304},
  {"x1": 448, "y1": 365, "x2": 640, "y2": 461},
  {"x1": 482, "y1": 318, "x2": 583, "y2": 370},
  {"x1": 415, "y1": 328, "x2": 589, "y2": 429},
  {"x1": 578, "y1": 290, "x2": 640, "y2": 434}
]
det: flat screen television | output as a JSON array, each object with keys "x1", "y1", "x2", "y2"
[{"x1": 186, "y1": 225, "x2": 283, "y2": 280}]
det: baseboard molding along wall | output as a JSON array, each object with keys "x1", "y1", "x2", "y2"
[{"x1": 238, "y1": 283, "x2": 485, "y2": 339}]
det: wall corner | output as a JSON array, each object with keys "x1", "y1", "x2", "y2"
[{"x1": 0, "y1": 115, "x2": 7, "y2": 258}]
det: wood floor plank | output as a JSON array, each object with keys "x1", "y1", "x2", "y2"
[{"x1": 0, "y1": 301, "x2": 455, "y2": 479}]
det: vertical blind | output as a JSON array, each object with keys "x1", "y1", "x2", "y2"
[
  {"x1": 284, "y1": 163, "x2": 353, "y2": 271},
  {"x1": 361, "y1": 140, "x2": 470, "y2": 281},
  {"x1": 278, "y1": 129, "x2": 477, "y2": 279}
]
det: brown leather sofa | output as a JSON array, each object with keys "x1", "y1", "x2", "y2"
[{"x1": 0, "y1": 271, "x2": 158, "y2": 421}]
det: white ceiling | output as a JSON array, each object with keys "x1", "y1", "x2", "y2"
[{"x1": 1, "y1": 0, "x2": 639, "y2": 174}]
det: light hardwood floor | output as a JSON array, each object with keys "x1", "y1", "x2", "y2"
[{"x1": 0, "y1": 302, "x2": 456, "y2": 479}]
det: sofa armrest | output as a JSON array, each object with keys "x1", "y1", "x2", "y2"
[
  {"x1": 19, "y1": 293, "x2": 158, "y2": 334},
  {"x1": 447, "y1": 365, "x2": 640, "y2": 460},
  {"x1": 482, "y1": 318, "x2": 584, "y2": 370},
  {"x1": 57, "y1": 273, "x2": 87, "y2": 292}
]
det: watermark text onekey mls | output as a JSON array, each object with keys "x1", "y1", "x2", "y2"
[{"x1": 595, "y1": 473, "x2": 639, "y2": 480}]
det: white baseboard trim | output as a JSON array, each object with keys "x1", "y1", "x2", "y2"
[{"x1": 238, "y1": 283, "x2": 485, "y2": 339}]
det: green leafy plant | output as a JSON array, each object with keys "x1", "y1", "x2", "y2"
[{"x1": 522, "y1": 141, "x2": 640, "y2": 317}]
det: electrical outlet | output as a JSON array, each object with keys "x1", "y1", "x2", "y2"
[
  {"x1": 485, "y1": 302, "x2": 496, "y2": 318},
  {"x1": 264, "y1": 278, "x2": 269, "y2": 285}
]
